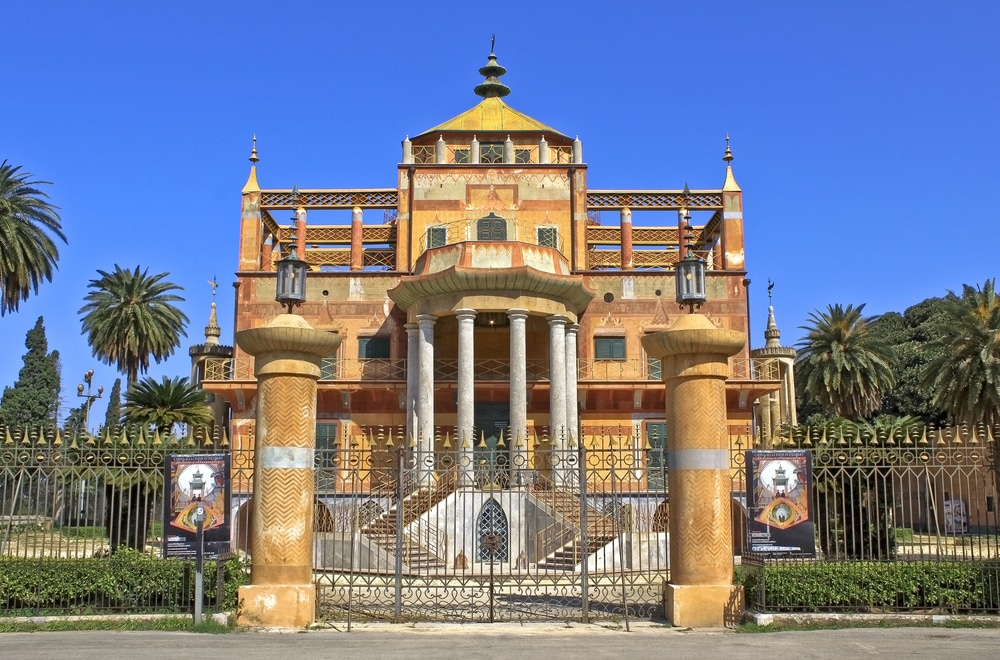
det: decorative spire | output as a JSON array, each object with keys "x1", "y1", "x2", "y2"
[
  {"x1": 722, "y1": 134, "x2": 741, "y2": 192},
  {"x1": 204, "y1": 276, "x2": 221, "y2": 346},
  {"x1": 242, "y1": 135, "x2": 260, "y2": 194},
  {"x1": 763, "y1": 280, "x2": 783, "y2": 349},
  {"x1": 474, "y1": 36, "x2": 511, "y2": 98}
]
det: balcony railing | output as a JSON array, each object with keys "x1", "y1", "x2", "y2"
[{"x1": 201, "y1": 356, "x2": 781, "y2": 384}]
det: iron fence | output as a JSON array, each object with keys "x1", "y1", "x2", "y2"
[
  {"x1": 737, "y1": 423, "x2": 1000, "y2": 614},
  {"x1": 4, "y1": 420, "x2": 999, "y2": 619},
  {"x1": 0, "y1": 425, "x2": 233, "y2": 615}
]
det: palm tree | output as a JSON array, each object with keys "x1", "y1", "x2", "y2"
[
  {"x1": 0, "y1": 161, "x2": 66, "y2": 315},
  {"x1": 795, "y1": 303, "x2": 896, "y2": 419},
  {"x1": 122, "y1": 375, "x2": 213, "y2": 436},
  {"x1": 107, "y1": 375, "x2": 211, "y2": 554},
  {"x1": 923, "y1": 279, "x2": 1000, "y2": 428},
  {"x1": 78, "y1": 265, "x2": 188, "y2": 387}
]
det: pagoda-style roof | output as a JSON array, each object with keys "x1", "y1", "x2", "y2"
[{"x1": 415, "y1": 97, "x2": 569, "y2": 139}]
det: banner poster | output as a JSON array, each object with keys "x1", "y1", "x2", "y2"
[
  {"x1": 163, "y1": 454, "x2": 231, "y2": 559},
  {"x1": 746, "y1": 449, "x2": 815, "y2": 558}
]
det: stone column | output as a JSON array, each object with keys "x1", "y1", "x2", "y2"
[
  {"x1": 548, "y1": 315, "x2": 568, "y2": 483},
  {"x1": 350, "y1": 206, "x2": 363, "y2": 271},
  {"x1": 405, "y1": 322, "x2": 419, "y2": 445},
  {"x1": 620, "y1": 208, "x2": 633, "y2": 270},
  {"x1": 234, "y1": 313, "x2": 341, "y2": 629},
  {"x1": 456, "y1": 309, "x2": 477, "y2": 485},
  {"x1": 508, "y1": 309, "x2": 529, "y2": 483},
  {"x1": 565, "y1": 323, "x2": 579, "y2": 445},
  {"x1": 641, "y1": 314, "x2": 745, "y2": 628},
  {"x1": 416, "y1": 314, "x2": 437, "y2": 481}
]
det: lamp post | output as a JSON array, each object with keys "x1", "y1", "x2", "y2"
[
  {"x1": 235, "y1": 229, "x2": 342, "y2": 628},
  {"x1": 275, "y1": 231, "x2": 308, "y2": 314},
  {"x1": 675, "y1": 212, "x2": 706, "y2": 313},
  {"x1": 190, "y1": 468, "x2": 206, "y2": 625},
  {"x1": 76, "y1": 370, "x2": 103, "y2": 435}
]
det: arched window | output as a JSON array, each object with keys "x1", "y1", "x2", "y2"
[
  {"x1": 476, "y1": 498, "x2": 510, "y2": 563},
  {"x1": 476, "y1": 213, "x2": 507, "y2": 241}
]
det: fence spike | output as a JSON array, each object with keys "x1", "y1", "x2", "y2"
[{"x1": 443, "y1": 431, "x2": 452, "y2": 449}]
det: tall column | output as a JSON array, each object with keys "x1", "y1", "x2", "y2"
[
  {"x1": 620, "y1": 208, "x2": 633, "y2": 270},
  {"x1": 405, "y1": 322, "x2": 419, "y2": 445},
  {"x1": 642, "y1": 314, "x2": 745, "y2": 628},
  {"x1": 565, "y1": 323, "x2": 579, "y2": 445},
  {"x1": 416, "y1": 314, "x2": 437, "y2": 481},
  {"x1": 508, "y1": 309, "x2": 529, "y2": 483},
  {"x1": 548, "y1": 315, "x2": 568, "y2": 483},
  {"x1": 456, "y1": 309, "x2": 477, "y2": 485},
  {"x1": 234, "y1": 313, "x2": 341, "y2": 629},
  {"x1": 350, "y1": 206, "x2": 363, "y2": 271}
]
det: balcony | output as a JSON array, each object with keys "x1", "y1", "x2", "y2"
[{"x1": 200, "y1": 356, "x2": 779, "y2": 384}]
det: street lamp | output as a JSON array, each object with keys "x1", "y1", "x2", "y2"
[
  {"x1": 190, "y1": 468, "x2": 206, "y2": 625},
  {"x1": 76, "y1": 370, "x2": 103, "y2": 435},
  {"x1": 675, "y1": 212, "x2": 706, "y2": 313},
  {"x1": 275, "y1": 230, "x2": 308, "y2": 314}
]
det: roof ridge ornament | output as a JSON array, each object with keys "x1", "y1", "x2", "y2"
[{"x1": 474, "y1": 36, "x2": 511, "y2": 99}]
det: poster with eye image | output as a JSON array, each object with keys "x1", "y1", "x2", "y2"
[
  {"x1": 162, "y1": 454, "x2": 231, "y2": 559},
  {"x1": 746, "y1": 450, "x2": 815, "y2": 558}
]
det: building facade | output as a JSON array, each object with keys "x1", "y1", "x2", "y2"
[{"x1": 199, "y1": 48, "x2": 788, "y2": 492}]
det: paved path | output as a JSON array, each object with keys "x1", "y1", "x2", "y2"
[{"x1": 4, "y1": 623, "x2": 1000, "y2": 659}]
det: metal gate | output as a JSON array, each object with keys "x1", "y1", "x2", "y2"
[{"x1": 244, "y1": 426, "x2": 670, "y2": 623}]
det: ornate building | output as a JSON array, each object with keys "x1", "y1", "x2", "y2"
[{"x1": 198, "y1": 47, "x2": 785, "y2": 488}]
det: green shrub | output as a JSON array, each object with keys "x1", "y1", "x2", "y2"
[
  {"x1": 736, "y1": 560, "x2": 1000, "y2": 613},
  {"x1": 0, "y1": 552, "x2": 249, "y2": 615}
]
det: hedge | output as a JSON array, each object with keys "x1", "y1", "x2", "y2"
[{"x1": 0, "y1": 549, "x2": 249, "y2": 615}]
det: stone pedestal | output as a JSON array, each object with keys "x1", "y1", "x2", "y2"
[
  {"x1": 234, "y1": 313, "x2": 341, "y2": 629},
  {"x1": 642, "y1": 313, "x2": 745, "y2": 628}
]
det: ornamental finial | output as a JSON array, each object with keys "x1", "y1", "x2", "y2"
[
  {"x1": 723, "y1": 134, "x2": 733, "y2": 163},
  {"x1": 250, "y1": 134, "x2": 259, "y2": 164}
]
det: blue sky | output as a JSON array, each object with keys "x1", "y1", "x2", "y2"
[{"x1": 3, "y1": 1, "x2": 998, "y2": 426}]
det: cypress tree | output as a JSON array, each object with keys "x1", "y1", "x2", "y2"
[
  {"x1": 0, "y1": 316, "x2": 61, "y2": 428},
  {"x1": 102, "y1": 377, "x2": 123, "y2": 434}
]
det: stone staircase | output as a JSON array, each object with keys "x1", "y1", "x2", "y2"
[
  {"x1": 534, "y1": 486, "x2": 618, "y2": 570},
  {"x1": 361, "y1": 469, "x2": 457, "y2": 571}
]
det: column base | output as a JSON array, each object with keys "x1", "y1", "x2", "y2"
[
  {"x1": 664, "y1": 583, "x2": 743, "y2": 628},
  {"x1": 237, "y1": 583, "x2": 316, "y2": 629}
]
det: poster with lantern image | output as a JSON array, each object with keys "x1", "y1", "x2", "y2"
[
  {"x1": 163, "y1": 454, "x2": 231, "y2": 559},
  {"x1": 746, "y1": 449, "x2": 815, "y2": 557}
]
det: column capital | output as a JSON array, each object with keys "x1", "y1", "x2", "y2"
[
  {"x1": 547, "y1": 314, "x2": 568, "y2": 327},
  {"x1": 455, "y1": 308, "x2": 478, "y2": 321},
  {"x1": 566, "y1": 323, "x2": 580, "y2": 336},
  {"x1": 416, "y1": 313, "x2": 438, "y2": 325},
  {"x1": 404, "y1": 322, "x2": 419, "y2": 331},
  {"x1": 508, "y1": 308, "x2": 529, "y2": 321}
]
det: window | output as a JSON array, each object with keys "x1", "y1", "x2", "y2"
[
  {"x1": 476, "y1": 498, "x2": 510, "y2": 562},
  {"x1": 427, "y1": 225, "x2": 447, "y2": 249},
  {"x1": 476, "y1": 213, "x2": 507, "y2": 241},
  {"x1": 316, "y1": 422, "x2": 340, "y2": 491},
  {"x1": 646, "y1": 421, "x2": 668, "y2": 491},
  {"x1": 595, "y1": 336, "x2": 626, "y2": 361},
  {"x1": 454, "y1": 148, "x2": 471, "y2": 164},
  {"x1": 537, "y1": 226, "x2": 557, "y2": 249},
  {"x1": 320, "y1": 338, "x2": 339, "y2": 379},
  {"x1": 647, "y1": 355, "x2": 662, "y2": 381},
  {"x1": 515, "y1": 148, "x2": 531, "y2": 164},
  {"x1": 359, "y1": 336, "x2": 390, "y2": 359},
  {"x1": 479, "y1": 142, "x2": 503, "y2": 164}
]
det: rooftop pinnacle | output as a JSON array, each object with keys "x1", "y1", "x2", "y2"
[{"x1": 474, "y1": 37, "x2": 511, "y2": 99}]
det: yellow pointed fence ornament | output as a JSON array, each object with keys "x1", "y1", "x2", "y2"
[
  {"x1": 53, "y1": 428, "x2": 62, "y2": 447},
  {"x1": 220, "y1": 427, "x2": 230, "y2": 448},
  {"x1": 478, "y1": 431, "x2": 488, "y2": 449},
  {"x1": 461, "y1": 431, "x2": 471, "y2": 450},
  {"x1": 497, "y1": 429, "x2": 505, "y2": 448},
  {"x1": 443, "y1": 432, "x2": 452, "y2": 449}
]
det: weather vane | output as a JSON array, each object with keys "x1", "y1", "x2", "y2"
[
  {"x1": 491, "y1": 34, "x2": 495, "y2": 53},
  {"x1": 208, "y1": 276, "x2": 218, "y2": 299},
  {"x1": 767, "y1": 279, "x2": 774, "y2": 304}
]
